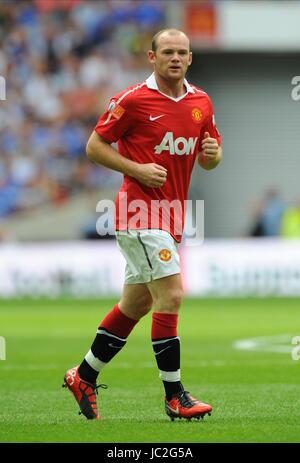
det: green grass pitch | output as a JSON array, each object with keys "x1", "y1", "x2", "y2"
[{"x1": 0, "y1": 297, "x2": 300, "y2": 443}]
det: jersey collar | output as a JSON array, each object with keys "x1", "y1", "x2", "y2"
[{"x1": 146, "y1": 72, "x2": 194, "y2": 102}]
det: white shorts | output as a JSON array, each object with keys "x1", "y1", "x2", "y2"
[{"x1": 115, "y1": 229, "x2": 181, "y2": 285}]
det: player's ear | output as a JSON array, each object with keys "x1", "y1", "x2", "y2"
[
  {"x1": 148, "y1": 50, "x2": 156, "y2": 64},
  {"x1": 188, "y1": 51, "x2": 192, "y2": 66},
  {"x1": 148, "y1": 50, "x2": 155, "y2": 63}
]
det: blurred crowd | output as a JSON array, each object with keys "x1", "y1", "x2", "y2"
[
  {"x1": 0, "y1": 0, "x2": 165, "y2": 218},
  {"x1": 250, "y1": 188, "x2": 300, "y2": 238}
]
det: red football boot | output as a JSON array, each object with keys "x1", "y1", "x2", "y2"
[
  {"x1": 165, "y1": 390, "x2": 212, "y2": 421},
  {"x1": 62, "y1": 366, "x2": 107, "y2": 420}
]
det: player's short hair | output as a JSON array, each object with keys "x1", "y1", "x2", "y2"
[{"x1": 151, "y1": 29, "x2": 190, "y2": 53}]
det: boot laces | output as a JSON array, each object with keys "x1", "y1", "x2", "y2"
[
  {"x1": 94, "y1": 383, "x2": 108, "y2": 395},
  {"x1": 178, "y1": 391, "x2": 196, "y2": 408},
  {"x1": 79, "y1": 380, "x2": 108, "y2": 398}
]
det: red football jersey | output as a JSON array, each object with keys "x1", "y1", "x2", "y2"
[{"x1": 95, "y1": 73, "x2": 221, "y2": 242}]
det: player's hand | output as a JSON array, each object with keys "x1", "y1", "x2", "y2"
[
  {"x1": 201, "y1": 131, "x2": 219, "y2": 156},
  {"x1": 198, "y1": 132, "x2": 221, "y2": 170},
  {"x1": 134, "y1": 163, "x2": 167, "y2": 188}
]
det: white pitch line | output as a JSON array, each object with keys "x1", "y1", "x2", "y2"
[
  {"x1": 233, "y1": 334, "x2": 295, "y2": 354},
  {"x1": 1, "y1": 358, "x2": 294, "y2": 372}
]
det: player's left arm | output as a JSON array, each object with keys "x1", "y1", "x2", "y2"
[
  {"x1": 198, "y1": 97, "x2": 222, "y2": 170},
  {"x1": 197, "y1": 132, "x2": 222, "y2": 171}
]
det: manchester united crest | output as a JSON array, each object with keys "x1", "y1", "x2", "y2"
[
  {"x1": 191, "y1": 108, "x2": 202, "y2": 123},
  {"x1": 159, "y1": 249, "x2": 172, "y2": 262}
]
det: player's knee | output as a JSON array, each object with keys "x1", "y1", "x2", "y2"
[
  {"x1": 168, "y1": 291, "x2": 183, "y2": 312},
  {"x1": 156, "y1": 289, "x2": 183, "y2": 313},
  {"x1": 120, "y1": 294, "x2": 152, "y2": 319},
  {"x1": 135, "y1": 294, "x2": 153, "y2": 316}
]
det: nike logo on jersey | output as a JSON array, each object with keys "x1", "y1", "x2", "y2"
[
  {"x1": 155, "y1": 345, "x2": 171, "y2": 356},
  {"x1": 149, "y1": 115, "x2": 165, "y2": 121}
]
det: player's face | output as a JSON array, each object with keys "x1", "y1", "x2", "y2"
[{"x1": 148, "y1": 34, "x2": 192, "y2": 82}]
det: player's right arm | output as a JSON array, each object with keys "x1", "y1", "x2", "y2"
[{"x1": 86, "y1": 131, "x2": 167, "y2": 188}]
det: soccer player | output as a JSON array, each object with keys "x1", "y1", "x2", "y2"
[{"x1": 63, "y1": 29, "x2": 222, "y2": 421}]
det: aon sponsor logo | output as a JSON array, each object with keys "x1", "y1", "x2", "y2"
[{"x1": 154, "y1": 132, "x2": 198, "y2": 155}]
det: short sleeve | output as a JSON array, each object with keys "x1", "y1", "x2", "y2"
[
  {"x1": 201, "y1": 97, "x2": 222, "y2": 146},
  {"x1": 95, "y1": 92, "x2": 135, "y2": 144}
]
